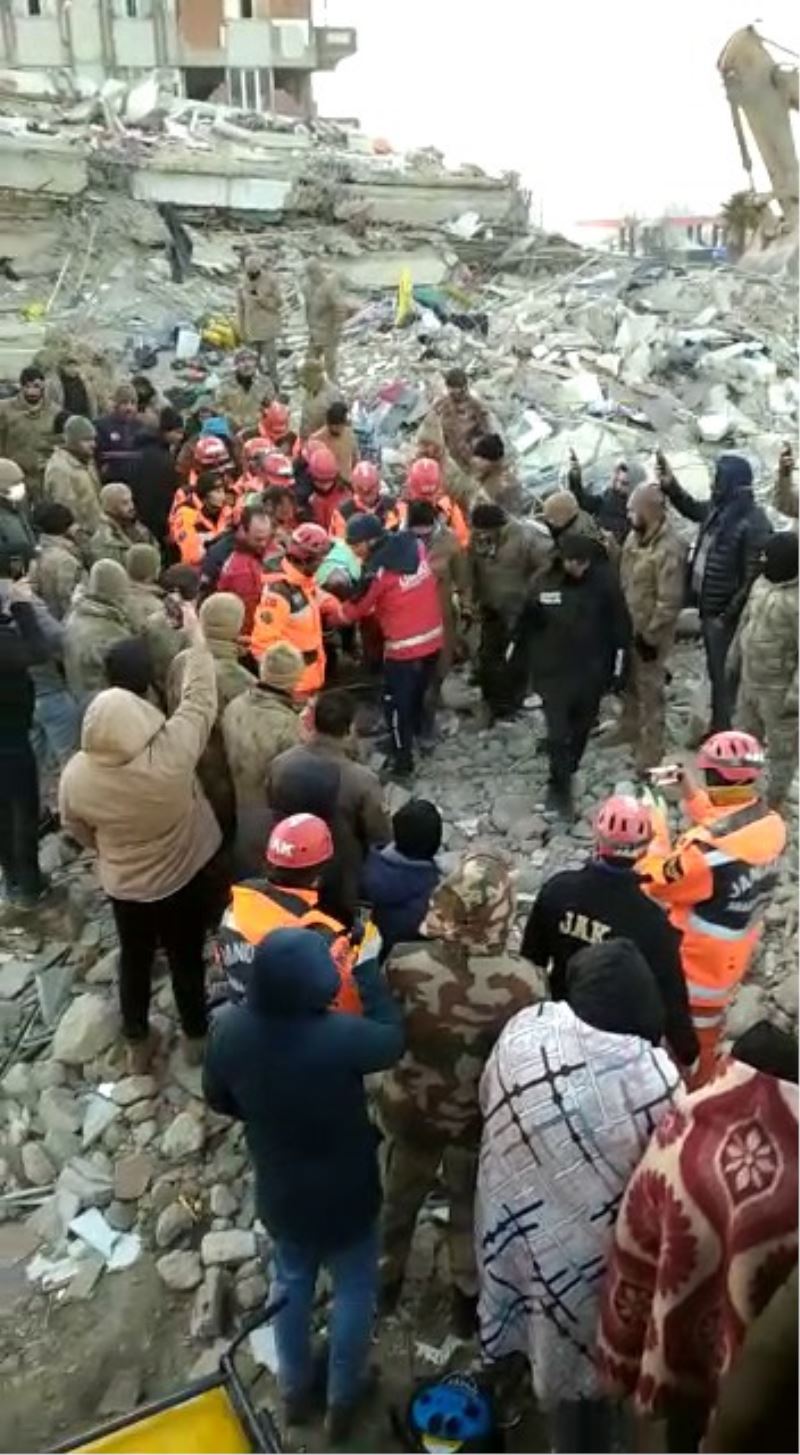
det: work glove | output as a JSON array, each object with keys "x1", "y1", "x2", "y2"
[
  {"x1": 567, "y1": 449, "x2": 582, "y2": 493},
  {"x1": 634, "y1": 633, "x2": 659, "y2": 663}
]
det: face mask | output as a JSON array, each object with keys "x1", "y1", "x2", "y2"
[{"x1": 9, "y1": 484, "x2": 26, "y2": 504}]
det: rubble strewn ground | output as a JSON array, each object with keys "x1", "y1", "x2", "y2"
[
  {"x1": 1, "y1": 101, "x2": 798, "y2": 1447},
  {"x1": 0, "y1": 644, "x2": 796, "y2": 1452}
]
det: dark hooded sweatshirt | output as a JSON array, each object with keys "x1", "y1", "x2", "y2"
[
  {"x1": 662, "y1": 453, "x2": 771, "y2": 621},
  {"x1": 566, "y1": 937, "x2": 666, "y2": 1047},
  {"x1": 521, "y1": 856, "x2": 698, "y2": 1065},
  {"x1": 203, "y1": 927, "x2": 403, "y2": 1251},
  {"x1": 361, "y1": 844, "x2": 441, "y2": 957}
]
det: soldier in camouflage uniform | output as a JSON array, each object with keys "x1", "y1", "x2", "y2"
[
  {"x1": 413, "y1": 410, "x2": 472, "y2": 508},
  {"x1": 303, "y1": 260, "x2": 347, "y2": 382},
  {"x1": 379, "y1": 854, "x2": 545, "y2": 1333},
  {"x1": 433, "y1": 369, "x2": 491, "y2": 474},
  {"x1": 88, "y1": 483, "x2": 157, "y2": 567},
  {"x1": 63, "y1": 559, "x2": 135, "y2": 707},
  {"x1": 222, "y1": 642, "x2": 303, "y2": 875},
  {"x1": 733, "y1": 530, "x2": 798, "y2": 810},
  {"x1": 29, "y1": 502, "x2": 84, "y2": 619},
  {"x1": 616, "y1": 483, "x2": 686, "y2": 772},
  {"x1": 215, "y1": 349, "x2": 273, "y2": 434},
  {"x1": 43, "y1": 416, "x2": 103, "y2": 537}
]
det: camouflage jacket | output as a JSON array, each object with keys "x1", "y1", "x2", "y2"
[
  {"x1": 434, "y1": 392, "x2": 490, "y2": 470},
  {"x1": 29, "y1": 534, "x2": 84, "y2": 619},
  {"x1": 215, "y1": 375, "x2": 273, "y2": 433},
  {"x1": 304, "y1": 274, "x2": 345, "y2": 344},
  {"x1": 620, "y1": 516, "x2": 686, "y2": 648},
  {"x1": 63, "y1": 595, "x2": 134, "y2": 703},
  {"x1": 168, "y1": 640, "x2": 254, "y2": 833},
  {"x1": 88, "y1": 514, "x2": 156, "y2": 567},
  {"x1": 222, "y1": 683, "x2": 301, "y2": 872},
  {"x1": 43, "y1": 447, "x2": 103, "y2": 534},
  {"x1": 380, "y1": 940, "x2": 545, "y2": 1146},
  {"x1": 237, "y1": 271, "x2": 281, "y2": 344},
  {"x1": 0, "y1": 393, "x2": 58, "y2": 495},
  {"x1": 735, "y1": 575, "x2": 798, "y2": 708},
  {"x1": 467, "y1": 518, "x2": 551, "y2": 622}
]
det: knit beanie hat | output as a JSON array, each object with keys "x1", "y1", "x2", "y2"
[
  {"x1": 199, "y1": 592, "x2": 245, "y2": 642},
  {"x1": 393, "y1": 799, "x2": 443, "y2": 860},
  {"x1": 100, "y1": 482, "x2": 132, "y2": 516},
  {"x1": 345, "y1": 512, "x2": 384, "y2": 547},
  {"x1": 543, "y1": 490, "x2": 579, "y2": 530},
  {"x1": 259, "y1": 641, "x2": 304, "y2": 692},
  {"x1": 126, "y1": 543, "x2": 161, "y2": 583},
  {"x1": 88, "y1": 558, "x2": 129, "y2": 603},
  {"x1": 0, "y1": 458, "x2": 24, "y2": 490},
  {"x1": 763, "y1": 530, "x2": 798, "y2": 584},
  {"x1": 64, "y1": 415, "x2": 96, "y2": 447}
]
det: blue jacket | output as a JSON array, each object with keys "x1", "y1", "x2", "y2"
[
  {"x1": 361, "y1": 845, "x2": 440, "y2": 957},
  {"x1": 203, "y1": 927, "x2": 403, "y2": 1252}
]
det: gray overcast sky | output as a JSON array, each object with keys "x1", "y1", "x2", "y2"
[{"x1": 314, "y1": 1, "x2": 798, "y2": 234}]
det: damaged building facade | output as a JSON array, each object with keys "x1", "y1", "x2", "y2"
[{"x1": 0, "y1": 0, "x2": 356, "y2": 116}]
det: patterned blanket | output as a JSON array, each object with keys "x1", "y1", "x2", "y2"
[
  {"x1": 476, "y1": 999, "x2": 679, "y2": 1404},
  {"x1": 598, "y1": 1058, "x2": 798, "y2": 1412}
]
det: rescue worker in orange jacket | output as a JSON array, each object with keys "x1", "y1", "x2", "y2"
[
  {"x1": 215, "y1": 813, "x2": 379, "y2": 1014},
  {"x1": 169, "y1": 471, "x2": 228, "y2": 567},
  {"x1": 397, "y1": 457, "x2": 469, "y2": 548},
  {"x1": 169, "y1": 433, "x2": 234, "y2": 526},
  {"x1": 639, "y1": 730, "x2": 785, "y2": 1084},
  {"x1": 250, "y1": 523, "x2": 337, "y2": 696},
  {"x1": 331, "y1": 459, "x2": 399, "y2": 538}
]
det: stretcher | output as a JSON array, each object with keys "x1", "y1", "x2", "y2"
[{"x1": 57, "y1": 1305, "x2": 284, "y2": 1454}]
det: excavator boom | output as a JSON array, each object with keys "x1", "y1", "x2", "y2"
[{"x1": 718, "y1": 25, "x2": 798, "y2": 233}]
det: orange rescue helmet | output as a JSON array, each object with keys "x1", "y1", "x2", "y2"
[
  {"x1": 287, "y1": 522, "x2": 331, "y2": 566},
  {"x1": 261, "y1": 400, "x2": 291, "y2": 443},
  {"x1": 307, "y1": 445, "x2": 338, "y2": 486},
  {"x1": 594, "y1": 795, "x2": 652, "y2": 859},
  {"x1": 697, "y1": 730, "x2": 764, "y2": 784},
  {"x1": 406, "y1": 456, "x2": 442, "y2": 501},
  {"x1": 266, "y1": 813, "x2": 333, "y2": 869},
  {"x1": 194, "y1": 435, "x2": 230, "y2": 468},
  {"x1": 351, "y1": 460, "x2": 380, "y2": 503}
]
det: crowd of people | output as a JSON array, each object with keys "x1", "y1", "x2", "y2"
[{"x1": 0, "y1": 274, "x2": 798, "y2": 1452}]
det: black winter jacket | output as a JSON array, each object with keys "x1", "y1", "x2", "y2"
[
  {"x1": 574, "y1": 480, "x2": 630, "y2": 544},
  {"x1": 663, "y1": 454, "x2": 771, "y2": 622},
  {"x1": 521, "y1": 857, "x2": 698, "y2": 1065},
  {"x1": 204, "y1": 927, "x2": 403, "y2": 1253},
  {"x1": 0, "y1": 599, "x2": 49, "y2": 746},
  {"x1": 525, "y1": 552, "x2": 632, "y2": 689},
  {"x1": 130, "y1": 429, "x2": 179, "y2": 545}
]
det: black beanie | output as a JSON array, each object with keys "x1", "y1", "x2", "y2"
[
  {"x1": 566, "y1": 939, "x2": 665, "y2": 1046},
  {"x1": 471, "y1": 502, "x2": 507, "y2": 531},
  {"x1": 105, "y1": 638, "x2": 153, "y2": 697},
  {"x1": 763, "y1": 530, "x2": 798, "y2": 584},
  {"x1": 393, "y1": 799, "x2": 443, "y2": 860}
]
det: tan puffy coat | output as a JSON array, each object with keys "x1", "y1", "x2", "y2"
[
  {"x1": 43, "y1": 446, "x2": 102, "y2": 533},
  {"x1": 620, "y1": 516, "x2": 686, "y2": 650},
  {"x1": 59, "y1": 644, "x2": 221, "y2": 902}
]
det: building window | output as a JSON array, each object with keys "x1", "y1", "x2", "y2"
[
  {"x1": 28, "y1": 0, "x2": 42, "y2": 15},
  {"x1": 241, "y1": 0, "x2": 254, "y2": 15}
]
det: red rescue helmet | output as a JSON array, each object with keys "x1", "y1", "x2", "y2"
[
  {"x1": 287, "y1": 522, "x2": 331, "y2": 566},
  {"x1": 308, "y1": 445, "x2": 338, "y2": 487},
  {"x1": 594, "y1": 795, "x2": 652, "y2": 859},
  {"x1": 263, "y1": 450, "x2": 295, "y2": 488},
  {"x1": 243, "y1": 436, "x2": 270, "y2": 466},
  {"x1": 260, "y1": 400, "x2": 291, "y2": 443},
  {"x1": 406, "y1": 456, "x2": 442, "y2": 501},
  {"x1": 194, "y1": 435, "x2": 230, "y2": 468},
  {"x1": 351, "y1": 460, "x2": 380, "y2": 503},
  {"x1": 266, "y1": 813, "x2": 333, "y2": 869},
  {"x1": 697, "y1": 730, "x2": 764, "y2": 784}
]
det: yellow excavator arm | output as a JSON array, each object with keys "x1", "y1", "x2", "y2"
[{"x1": 718, "y1": 25, "x2": 798, "y2": 232}]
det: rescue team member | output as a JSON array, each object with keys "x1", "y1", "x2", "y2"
[
  {"x1": 295, "y1": 444, "x2": 351, "y2": 533},
  {"x1": 259, "y1": 400, "x2": 293, "y2": 454},
  {"x1": 339, "y1": 513, "x2": 444, "y2": 779},
  {"x1": 216, "y1": 505, "x2": 274, "y2": 637},
  {"x1": 521, "y1": 794, "x2": 698, "y2": 1069},
  {"x1": 262, "y1": 450, "x2": 295, "y2": 490},
  {"x1": 639, "y1": 730, "x2": 785, "y2": 1083},
  {"x1": 397, "y1": 457, "x2": 469, "y2": 548},
  {"x1": 169, "y1": 433, "x2": 234, "y2": 539},
  {"x1": 234, "y1": 436, "x2": 271, "y2": 496},
  {"x1": 331, "y1": 460, "x2": 399, "y2": 537},
  {"x1": 215, "y1": 813, "x2": 377, "y2": 1013},
  {"x1": 170, "y1": 472, "x2": 228, "y2": 567},
  {"x1": 250, "y1": 523, "x2": 337, "y2": 697}
]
